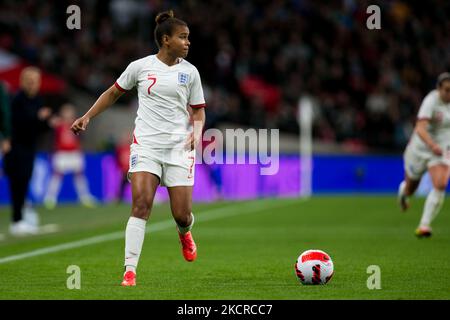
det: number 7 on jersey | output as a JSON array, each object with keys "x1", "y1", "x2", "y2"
[{"x1": 147, "y1": 74, "x2": 156, "y2": 95}]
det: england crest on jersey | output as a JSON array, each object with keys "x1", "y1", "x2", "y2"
[
  {"x1": 130, "y1": 154, "x2": 138, "y2": 169},
  {"x1": 178, "y1": 72, "x2": 189, "y2": 85}
]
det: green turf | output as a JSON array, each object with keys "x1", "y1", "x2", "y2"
[{"x1": 0, "y1": 196, "x2": 449, "y2": 300}]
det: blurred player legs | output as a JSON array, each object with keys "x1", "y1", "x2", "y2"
[
  {"x1": 44, "y1": 151, "x2": 97, "y2": 208},
  {"x1": 44, "y1": 104, "x2": 97, "y2": 209}
]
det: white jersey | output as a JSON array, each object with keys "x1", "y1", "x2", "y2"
[
  {"x1": 115, "y1": 54, "x2": 206, "y2": 150},
  {"x1": 408, "y1": 90, "x2": 450, "y2": 154}
]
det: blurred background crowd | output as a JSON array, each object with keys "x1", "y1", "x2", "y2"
[{"x1": 0, "y1": 0, "x2": 449, "y2": 152}]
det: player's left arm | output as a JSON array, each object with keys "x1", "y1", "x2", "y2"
[
  {"x1": 415, "y1": 92, "x2": 443, "y2": 156},
  {"x1": 191, "y1": 106, "x2": 205, "y2": 148},
  {"x1": 186, "y1": 67, "x2": 206, "y2": 151},
  {"x1": 415, "y1": 119, "x2": 443, "y2": 156},
  {"x1": 186, "y1": 106, "x2": 205, "y2": 151}
]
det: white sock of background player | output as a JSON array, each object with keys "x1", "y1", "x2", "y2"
[{"x1": 419, "y1": 188, "x2": 445, "y2": 228}]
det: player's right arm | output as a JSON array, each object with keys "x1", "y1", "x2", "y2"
[
  {"x1": 415, "y1": 119, "x2": 443, "y2": 156},
  {"x1": 71, "y1": 85, "x2": 124, "y2": 135}
]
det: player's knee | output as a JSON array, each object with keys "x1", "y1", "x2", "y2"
[
  {"x1": 435, "y1": 182, "x2": 447, "y2": 192},
  {"x1": 131, "y1": 196, "x2": 151, "y2": 219},
  {"x1": 433, "y1": 176, "x2": 448, "y2": 191},
  {"x1": 173, "y1": 210, "x2": 192, "y2": 227}
]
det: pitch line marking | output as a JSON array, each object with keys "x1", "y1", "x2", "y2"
[{"x1": 0, "y1": 199, "x2": 296, "y2": 265}]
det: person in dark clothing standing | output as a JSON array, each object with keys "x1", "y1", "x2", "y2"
[
  {"x1": 0, "y1": 81, "x2": 11, "y2": 154},
  {"x1": 2, "y1": 67, "x2": 52, "y2": 236},
  {"x1": 0, "y1": 81, "x2": 11, "y2": 240}
]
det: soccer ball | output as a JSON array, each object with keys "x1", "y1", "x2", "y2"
[{"x1": 295, "y1": 249, "x2": 334, "y2": 285}]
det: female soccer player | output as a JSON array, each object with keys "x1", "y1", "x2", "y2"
[
  {"x1": 398, "y1": 72, "x2": 450, "y2": 238},
  {"x1": 71, "y1": 11, "x2": 206, "y2": 286}
]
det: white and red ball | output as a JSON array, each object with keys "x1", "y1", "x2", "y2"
[{"x1": 295, "y1": 249, "x2": 334, "y2": 285}]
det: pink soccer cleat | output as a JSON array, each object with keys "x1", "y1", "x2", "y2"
[
  {"x1": 121, "y1": 271, "x2": 136, "y2": 286},
  {"x1": 178, "y1": 231, "x2": 197, "y2": 262},
  {"x1": 415, "y1": 226, "x2": 432, "y2": 238}
]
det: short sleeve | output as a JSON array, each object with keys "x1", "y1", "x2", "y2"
[
  {"x1": 189, "y1": 68, "x2": 206, "y2": 108},
  {"x1": 115, "y1": 61, "x2": 138, "y2": 92},
  {"x1": 417, "y1": 91, "x2": 436, "y2": 120}
]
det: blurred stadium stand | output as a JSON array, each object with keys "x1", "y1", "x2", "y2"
[{"x1": 0, "y1": 0, "x2": 449, "y2": 203}]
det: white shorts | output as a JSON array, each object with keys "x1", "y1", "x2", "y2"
[
  {"x1": 52, "y1": 151, "x2": 84, "y2": 173},
  {"x1": 404, "y1": 145, "x2": 450, "y2": 180},
  {"x1": 128, "y1": 145, "x2": 195, "y2": 187}
]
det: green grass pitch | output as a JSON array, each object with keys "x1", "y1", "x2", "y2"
[{"x1": 0, "y1": 196, "x2": 449, "y2": 300}]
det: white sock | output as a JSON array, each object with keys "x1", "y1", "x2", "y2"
[
  {"x1": 124, "y1": 217, "x2": 147, "y2": 273},
  {"x1": 399, "y1": 181, "x2": 407, "y2": 196},
  {"x1": 74, "y1": 174, "x2": 93, "y2": 200},
  {"x1": 177, "y1": 213, "x2": 194, "y2": 235},
  {"x1": 419, "y1": 189, "x2": 445, "y2": 227},
  {"x1": 45, "y1": 174, "x2": 62, "y2": 203}
]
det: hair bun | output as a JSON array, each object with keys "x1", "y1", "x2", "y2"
[
  {"x1": 437, "y1": 72, "x2": 450, "y2": 86},
  {"x1": 155, "y1": 10, "x2": 174, "y2": 25}
]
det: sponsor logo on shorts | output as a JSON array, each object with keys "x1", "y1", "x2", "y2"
[
  {"x1": 130, "y1": 154, "x2": 139, "y2": 169},
  {"x1": 178, "y1": 72, "x2": 189, "y2": 85}
]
